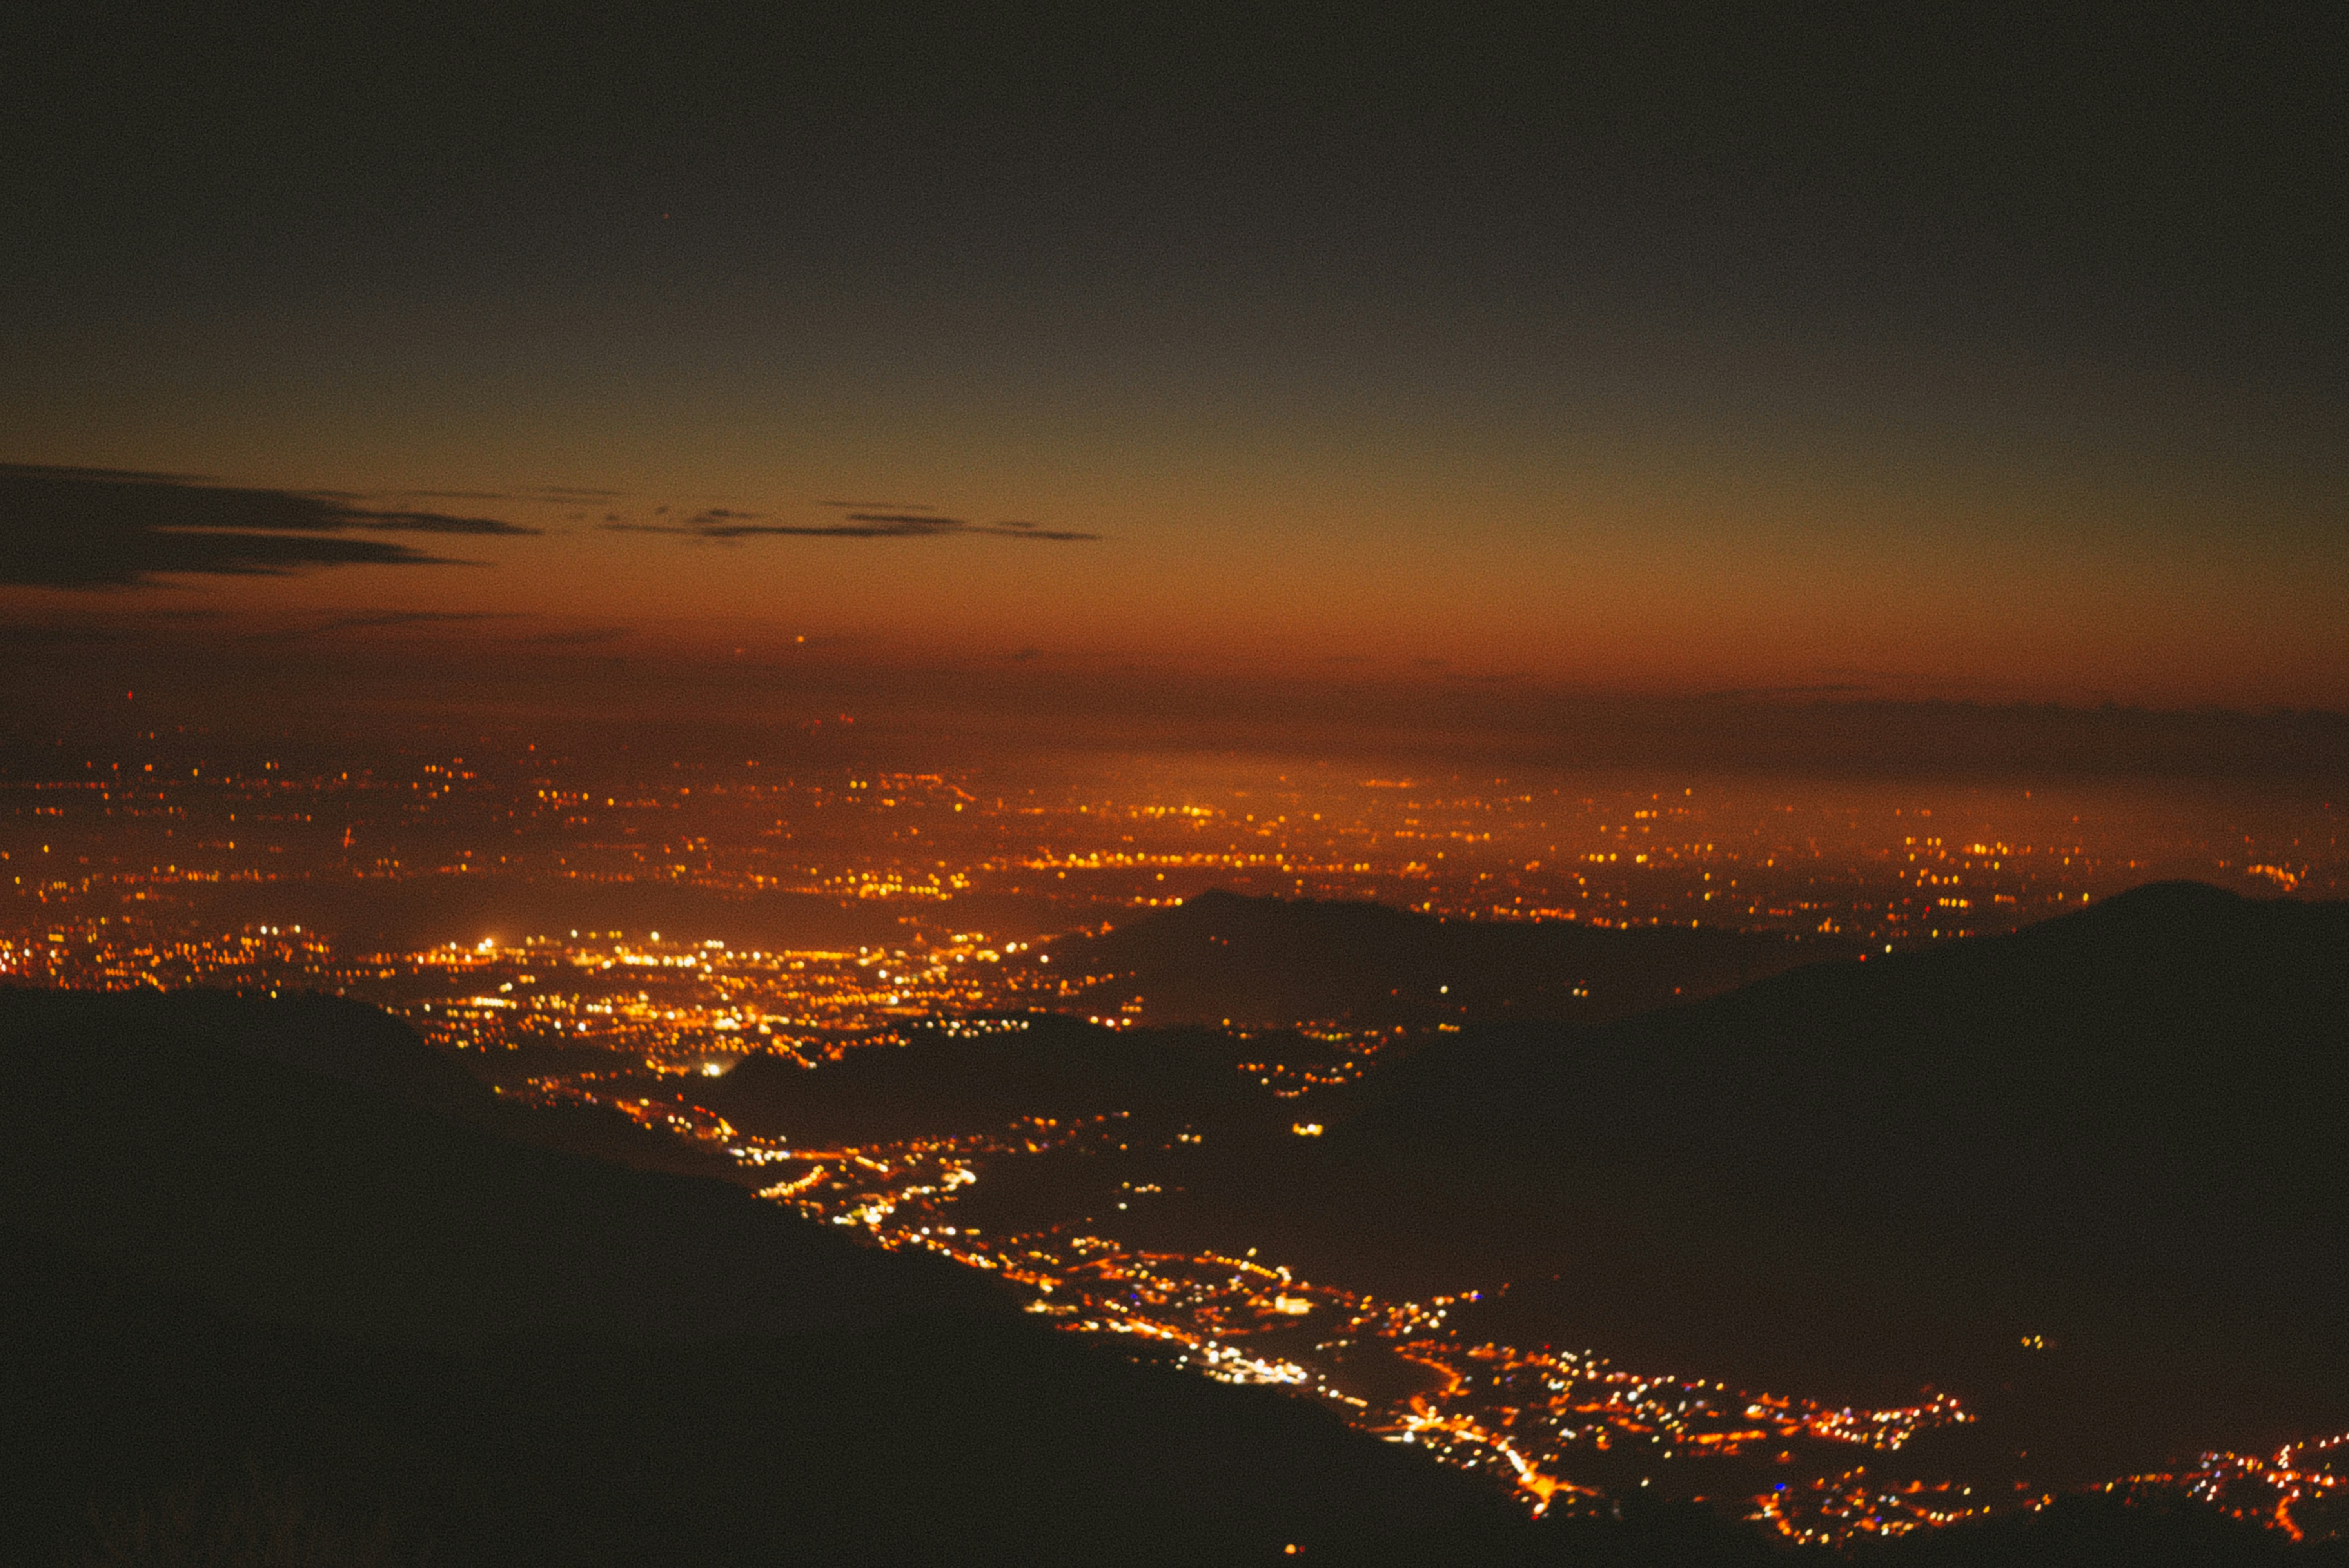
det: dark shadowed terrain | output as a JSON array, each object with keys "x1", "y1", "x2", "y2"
[
  {"x1": 5, "y1": 906, "x2": 2342, "y2": 1564},
  {"x1": 1260, "y1": 885, "x2": 2349, "y2": 1485},
  {"x1": 704, "y1": 1012, "x2": 1261, "y2": 1145},
  {"x1": 1046, "y1": 887, "x2": 1853, "y2": 1027},
  {"x1": 0, "y1": 989, "x2": 1516, "y2": 1565}
]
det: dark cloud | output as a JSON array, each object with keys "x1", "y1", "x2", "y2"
[
  {"x1": 753, "y1": 513, "x2": 1095, "y2": 541},
  {"x1": 346, "y1": 511, "x2": 530, "y2": 535},
  {"x1": 0, "y1": 464, "x2": 536, "y2": 588},
  {"x1": 604, "y1": 504, "x2": 1097, "y2": 542}
]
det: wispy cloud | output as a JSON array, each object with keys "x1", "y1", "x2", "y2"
[
  {"x1": 0, "y1": 464, "x2": 537, "y2": 588},
  {"x1": 601, "y1": 497, "x2": 1098, "y2": 543},
  {"x1": 345, "y1": 511, "x2": 533, "y2": 535}
]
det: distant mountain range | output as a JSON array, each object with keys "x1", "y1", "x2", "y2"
[
  {"x1": 1042, "y1": 887, "x2": 1850, "y2": 1027},
  {"x1": 704, "y1": 876, "x2": 1842, "y2": 1145}
]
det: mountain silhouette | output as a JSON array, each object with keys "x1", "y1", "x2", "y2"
[
  {"x1": 0, "y1": 987, "x2": 1516, "y2": 1564},
  {"x1": 1305, "y1": 883, "x2": 2349, "y2": 1481},
  {"x1": 1047, "y1": 887, "x2": 1848, "y2": 1027},
  {"x1": 705, "y1": 1012, "x2": 1259, "y2": 1144},
  {"x1": 4, "y1": 945, "x2": 2336, "y2": 1564}
]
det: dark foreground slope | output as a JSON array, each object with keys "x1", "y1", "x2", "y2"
[
  {"x1": 0, "y1": 989, "x2": 1510, "y2": 1566},
  {"x1": 4, "y1": 988, "x2": 2331, "y2": 1567},
  {"x1": 1047, "y1": 887, "x2": 1850, "y2": 1028},
  {"x1": 1320, "y1": 884, "x2": 2349, "y2": 1481},
  {"x1": 0, "y1": 988, "x2": 977, "y2": 1343}
]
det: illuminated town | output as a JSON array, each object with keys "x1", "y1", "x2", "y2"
[
  {"x1": 4, "y1": 733, "x2": 2344, "y2": 1546},
  {"x1": 489, "y1": 1029, "x2": 2009, "y2": 1541},
  {"x1": 10, "y1": 5, "x2": 2347, "y2": 1555},
  {"x1": 8, "y1": 731, "x2": 2338, "y2": 954}
]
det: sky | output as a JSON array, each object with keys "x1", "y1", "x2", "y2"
[{"x1": 4, "y1": 4, "x2": 2345, "y2": 716}]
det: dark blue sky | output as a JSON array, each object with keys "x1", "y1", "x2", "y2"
[{"x1": 5, "y1": 4, "x2": 2344, "y2": 705}]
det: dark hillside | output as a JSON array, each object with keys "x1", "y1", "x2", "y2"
[
  {"x1": 1349, "y1": 881, "x2": 2347, "y2": 1230},
  {"x1": 0, "y1": 987, "x2": 1514, "y2": 1564},
  {"x1": 5, "y1": 974, "x2": 2337, "y2": 1564},
  {"x1": 1, "y1": 1225, "x2": 1517, "y2": 1568},
  {"x1": 1051, "y1": 887, "x2": 1850, "y2": 1027},
  {"x1": 9, "y1": 1224, "x2": 2315, "y2": 1568},
  {"x1": 706, "y1": 1012, "x2": 1257, "y2": 1143},
  {"x1": 0, "y1": 987, "x2": 981, "y2": 1342},
  {"x1": 1314, "y1": 884, "x2": 2349, "y2": 1479}
]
